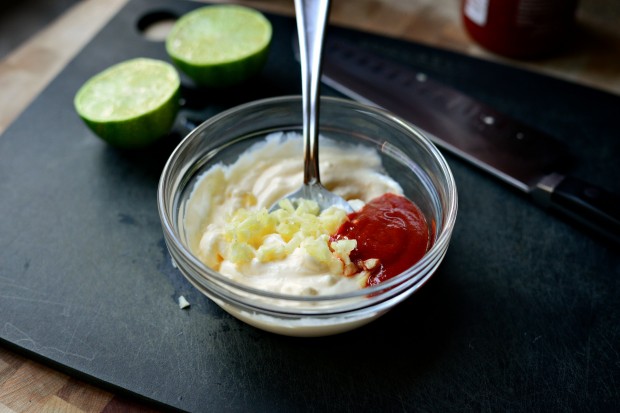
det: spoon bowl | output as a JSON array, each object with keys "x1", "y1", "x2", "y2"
[{"x1": 271, "y1": 181, "x2": 353, "y2": 212}]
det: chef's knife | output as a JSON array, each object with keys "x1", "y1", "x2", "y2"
[{"x1": 319, "y1": 38, "x2": 620, "y2": 243}]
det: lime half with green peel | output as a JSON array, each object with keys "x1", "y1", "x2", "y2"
[
  {"x1": 74, "y1": 58, "x2": 181, "y2": 149},
  {"x1": 166, "y1": 5, "x2": 272, "y2": 88}
]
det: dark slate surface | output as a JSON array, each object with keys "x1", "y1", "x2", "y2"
[{"x1": 0, "y1": 0, "x2": 618, "y2": 411}]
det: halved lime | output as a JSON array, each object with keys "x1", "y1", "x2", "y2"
[
  {"x1": 166, "y1": 5, "x2": 272, "y2": 87},
  {"x1": 74, "y1": 58, "x2": 180, "y2": 149}
]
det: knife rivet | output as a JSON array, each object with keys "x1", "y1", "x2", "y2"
[
  {"x1": 482, "y1": 115, "x2": 495, "y2": 125},
  {"x1": 516, "y1": 132, "x2": 525, "y2": 140},
  {"x1": 416, "y1": 73, "x2": 427, "y2": 82}
]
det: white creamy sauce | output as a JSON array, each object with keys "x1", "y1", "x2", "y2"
[{"x1": 183, "y1": 132, "x2": 403, "y2": 296}]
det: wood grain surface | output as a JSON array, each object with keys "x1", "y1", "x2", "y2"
[{"x1": 1, "y1": 0, "x2": 619, "y2": 411}]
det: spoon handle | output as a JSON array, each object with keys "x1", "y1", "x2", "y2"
[{"x1": 294, "y1": 0, "x2": 331, "y2": 186}]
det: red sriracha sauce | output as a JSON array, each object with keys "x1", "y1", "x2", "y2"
[{"x1": 331, "y1": 193, "x2": 432, "y2": 287}]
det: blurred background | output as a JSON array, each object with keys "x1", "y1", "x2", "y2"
[
  {"x1": 1, "y1": 0, "x2": 619, "y2": 94},
  {"x1": 0, "y1": 0, "x2": 79, "y2": 58}
]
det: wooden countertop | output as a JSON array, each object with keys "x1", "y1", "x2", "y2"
[{"x1": 1, "y1": 0, "x2": 618, "y2": 410}]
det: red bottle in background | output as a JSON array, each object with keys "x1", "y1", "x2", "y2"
[{"x1": 461, "y1": 0, "x2": 579, "y2": 59}]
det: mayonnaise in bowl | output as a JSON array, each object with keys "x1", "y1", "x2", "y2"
[{"x1": 158, "y1": 96, "x2": 457, "y2": 336}]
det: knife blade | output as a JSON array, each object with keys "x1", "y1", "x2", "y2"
[{"x1": 319, "y1": 37, "x2": 620, "y2": 243}]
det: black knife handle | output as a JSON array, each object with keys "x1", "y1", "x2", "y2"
[{"x1": 544, "y1": 175, "x2": 620, "y2": 244}]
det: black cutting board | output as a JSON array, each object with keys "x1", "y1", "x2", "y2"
[{"x1": 1, "y1": 0, "x2": 618, "y2": 411}]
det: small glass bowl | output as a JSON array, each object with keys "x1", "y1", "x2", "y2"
[{"x1": 157, "y1": 96, "x2": 457, "y2": 337}]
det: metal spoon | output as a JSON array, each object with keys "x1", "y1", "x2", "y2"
[{"x1": 270, "y1": 0, "x2": 352, "y2": 213}]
